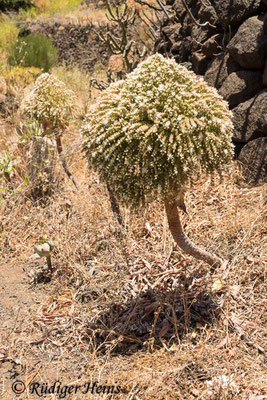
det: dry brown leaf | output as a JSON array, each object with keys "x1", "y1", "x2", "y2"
[
  {"x1": 25, "y1": 370, "x2": 39, "y2": 388},
  {"x1": 159, "y1": 322, "x2": 171, "y2": 338},
  {"x1": 144, "y1": 302, "x2": 159, "y2": 315}
]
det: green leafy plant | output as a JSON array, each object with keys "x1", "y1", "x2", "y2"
[
  {"x1": 81, "y1": 54, "x2": 234, "y2": 267},
  {"x1": 8, "y1": 34, "x2": 58, "y2": 72},
  {"x1": 16, "y1": 120, "x2": 43, "y2": 143},
  {"x1": 0, "y1": 150, "x2": 20, "y2": 183}
]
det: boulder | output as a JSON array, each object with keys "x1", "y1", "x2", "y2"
[
  {"x1": 202, "y1": 34, "x2": 224, "y2": 58},
  {"x1": 232, "y1": 89, "x2": 267, "y2": 142},
  {"x1": 238, "y1": 137, "x2": 267, "y2": 184},
  {"x1": 191, "y1": 24, "x2": 214, "y2": 52},
  {"x1": 219, "y1": 70, "x2": 263, "y2": 107},
  {"x1": 161, "y1": 23, "x2": 181, "y2": 43},
  {"x1": 227, "y1": 16, "x2": 267, "y2": 69},
  {"x1": 191, "y1": 52, "x2": 210, "y2": 75},
  {"x1": 212, "y1": 0, "x2": 261, "y2": 28},
  {"x1": 198, "y1": 4, "x2": 218, "y2": 26},
  {"x1": 204, "y1": 53, "x2": 241, "y2": 89}
]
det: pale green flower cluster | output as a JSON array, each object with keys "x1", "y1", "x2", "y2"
[
  {"x1": 81, "y1": 54, "x2": 234, "y2": 208},
  {"x1": 22, "y1": 73, "x2": 78, "y2": 133}
]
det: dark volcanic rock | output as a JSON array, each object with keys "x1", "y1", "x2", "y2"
[
  {"x1": 204, "y1": 53, "x2": 241, "y2": 89},
  {"x1": 238, "y1": 137, "x2": 267, "y2": 184},
  {"x1": 211, "y1": 0, "x2": 261, "y2": 27},
  {"x1": 191, "y1": 52, "x2": 210, "y2": 75},
  {"x1": 219, "y1": 70, "x2": 263, "y2": 107},
  {"x1": 155, "y1": 0, "x2": 267, "y2": 184},
  {"x1": 202, "y1": 34, "x2": 224, "y2": 58},
  {"x1": 161, "y1": 23, "x2": 181, "y2": 43},
  {"x1": 232, "y1": 90, "x2": 267, "y2": 142},
  {"x1": 198, "y1": 3, "x2": 218, "y2": 26},
  {"x1": 227, "y1": 16, "x2": 267, "y2": 69}
]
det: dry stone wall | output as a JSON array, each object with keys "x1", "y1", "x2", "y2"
[
  {"x1": 156, "y1": 0, "x2": 267, "y2": 185},
  {"x1": 19, "y1": 21, "x2": 111, "y2": 72}
]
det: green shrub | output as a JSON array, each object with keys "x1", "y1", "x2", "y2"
[
  {"x1": 0, "y1": 20, "x2": 19, "y2": 52},
  {"x1": 8, "y1": 34, "x2": 58, "y2": 72}
]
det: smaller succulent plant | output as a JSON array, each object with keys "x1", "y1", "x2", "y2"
[
  {"x1": 34, "y1": 236, "x2": 54, "y2": 271},
  {"x1": 22, "y1": 73, "x2": 78, "y2": 134},
  {"x1": 22, "y1": 73, "x2": 79, "y2": 189}
]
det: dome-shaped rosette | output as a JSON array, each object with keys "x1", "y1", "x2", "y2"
[
  {"x1": 81, "y1": 54, "x2": 234, "y2": 208},
  {"x1": 22, "y1": 73, "x2": 79, "y2": 134}
]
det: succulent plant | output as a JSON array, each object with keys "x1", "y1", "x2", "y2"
[
  {"x1": 34, "y1": 237, "x2": 54, "y2": 271},
  {"x1": 81, "y1": 54, "x2": 234, "y2": 267},
  {"x1": 22, "y1": 73, "x2": 78, "y2": 134},
  {"x1": 22, "y1": 73, "x2": 79, "y2": 189}
]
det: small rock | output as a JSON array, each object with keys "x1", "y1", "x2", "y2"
[
  {"x1": 0, "y1": 94, "x2": 6, "y2": 103},
  {"x1": 198, "y1": 3, "x2": 218, "y2": 26}
]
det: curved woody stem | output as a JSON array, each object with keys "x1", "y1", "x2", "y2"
[{"x1": 164, "y1": 193, "x2": 222, "y2": 269}]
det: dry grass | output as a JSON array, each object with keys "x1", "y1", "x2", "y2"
[
  {"x1": 0, "y1": 13, "x2": 266, "y2": 392},
  {"x1": 0, "y1": 129, "x2": 266, "y2": 399}
]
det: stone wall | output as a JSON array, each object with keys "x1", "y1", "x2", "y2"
[
  {"x1": 156, "y1": 0, "x2": 267, "y2": 185},
  {"x1": 19, "y1": 21, "x2": 111, "y2": 72}
]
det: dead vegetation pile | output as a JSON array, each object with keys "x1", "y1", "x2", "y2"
[{"x1": 0, "y1": 143, "x2": 266, "y2": 398}]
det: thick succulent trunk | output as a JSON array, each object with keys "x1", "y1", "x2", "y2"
[{"x1": 164, "y1": 194, "x2": 222, "y2": 268}]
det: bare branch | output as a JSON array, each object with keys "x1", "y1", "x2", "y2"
[
  {"x1": 180, "y1": 0, "x2": 217, "y2": 29},
  {"x1": 134, "y1": 0, "x2": 161, "y2": 11}
]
